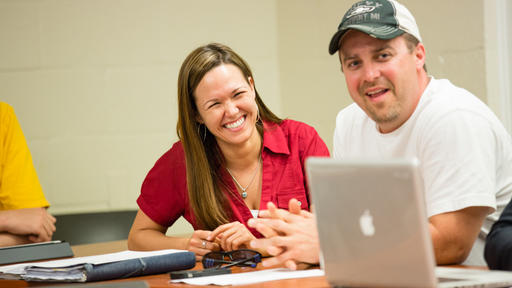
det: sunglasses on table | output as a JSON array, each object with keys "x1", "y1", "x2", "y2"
[{"x1": 202, "y1": 249, "x2": 262, "y2": 269}]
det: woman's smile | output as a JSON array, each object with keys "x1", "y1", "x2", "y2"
[{"x1": 224, "y1": 116, "x2": 246, "y2": 130}]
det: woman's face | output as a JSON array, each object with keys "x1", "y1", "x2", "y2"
[{"x1": 194, "y1": 64, "x2": 259, "y2": 149}]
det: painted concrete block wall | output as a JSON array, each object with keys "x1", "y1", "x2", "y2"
[
  {"x1": 0, "y1": 0, "x2": 494, "y2": 236},
  {"x1": 0, "y1": 0, "x2": 280, "y2": 235}
]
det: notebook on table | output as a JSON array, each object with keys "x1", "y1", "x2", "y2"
[
  {"x1": 305, "y1": 157, "x2": 512, "y2": 288},
  {"x1": 0, "y1": 240, "x2": 73, "y2": 265}
]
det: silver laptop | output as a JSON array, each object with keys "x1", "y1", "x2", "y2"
[{"x1": 306, "y1": 157, "x2": 512, "y2": 288}]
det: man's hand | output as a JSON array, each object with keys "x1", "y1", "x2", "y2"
[
  {"x1": 0, "y1": 207, "x2": 56, "y2": 243},
  {"x1": 248, "y1": 199, "x2": 320, "y2": 270}
]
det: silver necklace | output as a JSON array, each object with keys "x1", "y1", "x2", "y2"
[{"x1": 226, "y1": 156, "x2": 261, "y2": 199}]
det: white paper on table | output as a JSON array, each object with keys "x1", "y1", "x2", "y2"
[
  {"x1": 170, "y1": 268, "x2": 324, "y2": 286},
  {"x1": 0, "y1": 249, "x2": 184, "y2": 279}
]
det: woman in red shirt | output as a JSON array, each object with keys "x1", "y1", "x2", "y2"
[{"x1": 128, "y1": 43, "x2": 329, "y2": 259}]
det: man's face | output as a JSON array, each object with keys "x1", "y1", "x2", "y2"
[{"x1": 339, "y1": 30, "x2": 425, "y2": 133}]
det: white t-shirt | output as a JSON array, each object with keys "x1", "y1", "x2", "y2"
[{"x1": 333, "y1": 77, "x2": 512, "y2": 265}]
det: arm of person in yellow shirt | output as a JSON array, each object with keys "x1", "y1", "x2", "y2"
[
  {"x1": 430, "y1": 206, "x2": 492, "y2": 265},
  {"x1": 0, "y1": 233, "x2": 32, "y2": 247},
  {"x1": 0, "y1": 207, "x2": 56, "y2": 247}
]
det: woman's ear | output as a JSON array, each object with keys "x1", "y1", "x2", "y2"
[{"x1": 248, "y1": 76, "x2": 255, "y2": 91}]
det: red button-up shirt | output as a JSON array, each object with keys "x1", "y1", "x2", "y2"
[{"x1": 137, "y1": 119, "x2": 330, "y2": 236}]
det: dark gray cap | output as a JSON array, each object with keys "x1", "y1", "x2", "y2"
[{"x1": 329, "y1": 0, "x2": 422, "y2": 55}]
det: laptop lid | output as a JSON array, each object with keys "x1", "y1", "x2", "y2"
[
  {"x1": 306, "y1": 157, "x2": 512, "y2": 288},
  {"x1": 306, "y1": 157, "x2": 438, "y2": 288}
]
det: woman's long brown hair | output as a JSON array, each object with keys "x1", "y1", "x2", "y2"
[{"x1": 176, "y1": 43, "x2": 281, "y2": 230}]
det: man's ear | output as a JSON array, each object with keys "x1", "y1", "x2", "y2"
[{"x1": 414, "y1": 43, "x2": 426, "y2": 71}]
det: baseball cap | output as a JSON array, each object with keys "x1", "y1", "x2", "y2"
[{"x1": 328, "y1": 0, "x2": 422, "y2": 55}]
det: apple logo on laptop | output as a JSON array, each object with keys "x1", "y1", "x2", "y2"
[{"x1": 359, "y1": 209, "x2": 375, "y2": 237}]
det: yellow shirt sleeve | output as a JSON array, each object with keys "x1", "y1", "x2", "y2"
[{"x1": 0, "y1": 102, "x2": 49, "y2": 210}]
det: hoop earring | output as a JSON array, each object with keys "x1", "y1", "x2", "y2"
[{"x1": 197, "y1": 124, "x2": 207, "y2": 142}]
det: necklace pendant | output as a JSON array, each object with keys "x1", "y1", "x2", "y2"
[{"x1": 226, "y1": 155, "x2": 261, "y2": 201}]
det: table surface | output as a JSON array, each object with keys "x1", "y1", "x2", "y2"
[
  {"x1": 2, "y1": 240, "x2": 487, "y2": 287},
  {"x1": 1, "y1": 240, "x2": 331, "y2": 287}
]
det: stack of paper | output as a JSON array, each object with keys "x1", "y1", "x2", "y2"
[{"x1": 0, "y1": 249, "x2": 195, "y2": 282}]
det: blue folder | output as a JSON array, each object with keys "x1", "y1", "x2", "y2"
[{"x1": 22, "y1": 251, "x2": 196, "y2": 282}]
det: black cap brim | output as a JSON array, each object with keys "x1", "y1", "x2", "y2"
[{"x1": 328, "y1": 29, "x2": 346, "y2": 55}]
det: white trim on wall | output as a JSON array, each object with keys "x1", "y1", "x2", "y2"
[{"x1": 485, "y1": 0, "x2": 512, "y2": 133}]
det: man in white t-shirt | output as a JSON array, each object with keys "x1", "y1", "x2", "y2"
[{"x1": 248, "y1": 0, "x2": 512, "y2": 267}]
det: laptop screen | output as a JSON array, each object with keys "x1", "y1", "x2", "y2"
[{"x1": 306, "y1": 157, "x2": 437, "y2": 288}]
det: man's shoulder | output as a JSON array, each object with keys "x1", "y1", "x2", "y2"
[
  {"x1": 419, "y1": 78, "x2": 495, "y2": 122},
  {"x1": 336, "y1": 103, "x2": 365, "y2": 119},
  {"x1": 424, "y1": 78, "x2": 486, "y2": 111},
  {"x1": 335, "y1": 103, "x2": 368, "y2": 128}
]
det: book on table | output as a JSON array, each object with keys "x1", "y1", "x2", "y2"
[
  {"x1": 0, "y1": 240, "x2": 74, "y2": 265},
  {"x1": 0, "y1": 249, "x2": 195, "y2": 282}
]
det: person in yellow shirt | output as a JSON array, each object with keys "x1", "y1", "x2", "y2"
[{"x1": 0, "y1": 102, "x2": 56, "y2": 247}]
